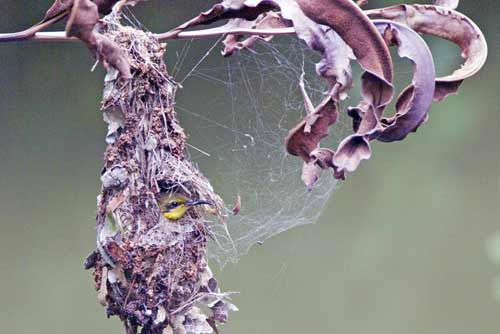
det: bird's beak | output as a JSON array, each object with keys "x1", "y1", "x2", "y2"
[{"x1": 186, "y1": 199, "x2": 214, "y2": 207}]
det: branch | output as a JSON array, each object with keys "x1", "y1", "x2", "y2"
[
  {"x1": 0, "y1": 10, "x2": 68, "y2": 42},
  {"x1": 0, "y1": 26, "x2": 296, "y2": 43},
  {"x1": 157, "y1": 26, "x2": 296, "y2": 40},
  {"x1": 0, "y1": 31, "x2": 78, "y2": 42}
]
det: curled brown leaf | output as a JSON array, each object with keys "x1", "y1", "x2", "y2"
[
  {"x1": 291, "y1": 0, "x2": 394, "y2": 177},
  {"x1": 0, "y1": 0, "x2": 120, "y2": 42},
  {"x1": 302, "y1": 147, "x2": 342, "y2": 190},
  {"x1": 161, "y1": 2, "x2": 276, "y2": 40},
  {"x1": 43, "y1": 0, "x2": 74, "y2": 23},
  {"x1": 332, "y1": 101, "x2": 379, "y2": 174},
  {"x1": 241, "y1": 0, "x2": 357, "y2": 101},
  {"x1": 285, "y1": 97, "x2": 338, "y2": 163},
  {"x1": 296, "y1": 0, "x2": 393, "y2": 93},
  {"x1": 7, "y1": 0, "x2": 482, "y2": 188},
  {"x1": 301, "y1": 147, "x2": 344, "y2": 190},
  {"x1": 373, "y1": 20, "x2": 436, "y2": 142},
  {"x1": 366, "y1": 4, "x2": 487, "y2": 102},
  {"x1": 153, "y1": 0, "x2": 485, "y2": 186},
  {"x1": 45, "y1": 0, "x2": 118, "y2": 21},
  {"x1": 66, "y1": 0, "x2": 131, "y2": 78},
  {"x1": 333, "y1": 134, "x2": 372, "y2": 174},
  {"x1": 210, "y1": 0, "x2": 394, "y2": 182},
  {"x1": 326, "y1": 20, "x2": 436, "y2": 173},
  {"x1": 163, "y1": 0, "x2": 358, "y2": 101}
]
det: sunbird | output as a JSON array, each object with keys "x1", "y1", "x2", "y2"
[{"x1": 158, "y1": 193, "x2": 213, "y2": 221}]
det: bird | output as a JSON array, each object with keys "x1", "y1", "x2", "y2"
[{"x1": 158, "y1": 193, "x2": 213, "y2": 221}]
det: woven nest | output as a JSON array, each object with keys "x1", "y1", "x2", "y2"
[{"x1": 84, "y1": 17, "x2": 235, "y2": 334}]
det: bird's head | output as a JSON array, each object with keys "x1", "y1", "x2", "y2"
[{"x1": 158, "y1": 193, "x2": 213, "y2": 221}]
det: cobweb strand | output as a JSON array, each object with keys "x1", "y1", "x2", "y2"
[{"x1": 171, "y1": 37, "x2": 351, "y2": 266}]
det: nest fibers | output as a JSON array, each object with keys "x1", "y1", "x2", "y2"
[{"x1": 85, "y1": 17, "x2": 236, "y2": 334}]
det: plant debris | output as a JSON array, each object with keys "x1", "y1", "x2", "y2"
[
  {"x1": 86, "y1": 16, "x2": 234, "y2": 334},
  {"x1": 0, "y1": 0, "x2": 487, "y2": 187},
  {"x1": 168, "y1": 0, "x2": 487, "y2": 187},
  {"x1": 231, "y1": 195, "x2": 242, "y2": 215}
]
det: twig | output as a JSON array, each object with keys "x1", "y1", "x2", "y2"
[
  {"x1": 0, "y1": 10, "x2": 68, "y2": 42},
  {"x1": 0, "y1": 26, "x2": 296, "y2": 43},
  {"x1": 158, "y1": 26, "x2": 296, "y2": 41}
]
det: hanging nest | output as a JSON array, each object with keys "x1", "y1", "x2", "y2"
[{"x1": 84, "y1": 16, "x2": 236, "y2": 334}]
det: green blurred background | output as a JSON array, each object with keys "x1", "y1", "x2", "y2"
[{"x1": 1, "y1": 1, "x2": 499, "y2": 333}]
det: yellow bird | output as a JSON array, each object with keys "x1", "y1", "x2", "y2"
[{"x1": 158, "y1": 193, "x2": 213, "y2": 221}]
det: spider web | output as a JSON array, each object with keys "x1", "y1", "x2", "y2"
[{"x1": 171, "y1": 36, "x2": 353, "y2": 266}]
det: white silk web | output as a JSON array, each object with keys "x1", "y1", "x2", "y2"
[{"x1": 172, "y1": 37, "x2": 352, "y2": 265}]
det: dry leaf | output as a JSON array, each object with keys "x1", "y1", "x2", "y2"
[
  {"x1": 285, "y1": 97, "x2": 337, "y2": 163},
  {"x1": 373, "y1": 20, "x2": 436, "y2": 142},
  {"x1": 160, "y1": 0, "x2": 486, "y2": 186},
  {"x1": 366, "y1": 4, "x2": 487, "y2": 102},
  {"x1": 66, "y1": 0, "x2": 131, "y2": 78},
  {"x1": 98, "y1": 266, "x2": 109, "y2": 306},
  {"x1": 231, "y1": 195, "x2": 242, "y2": 215}
]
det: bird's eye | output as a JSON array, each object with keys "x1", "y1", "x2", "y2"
[{"x1": 167, "y1": 201, "x2": 179, "y2": 211}]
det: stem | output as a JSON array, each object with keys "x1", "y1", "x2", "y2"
[
  {"x1": 0, "y1": 26, "x2": 296, "y2": 43},
  {"x1": 158, "y1": 26, "x2": 296, "y2": 40}
]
